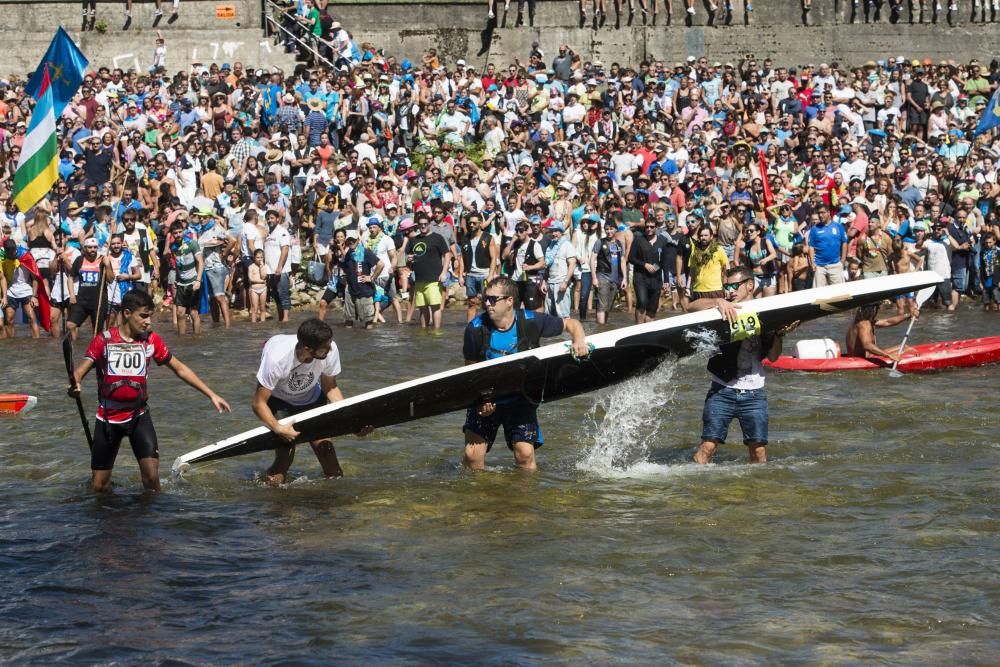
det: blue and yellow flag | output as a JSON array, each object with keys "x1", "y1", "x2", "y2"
[
  {"x1": 974, "y1": 87, "x2": 1000, "y2": 136},
  {"x1": 24, "y1": 27, "x2": 89, "y2": 119}
]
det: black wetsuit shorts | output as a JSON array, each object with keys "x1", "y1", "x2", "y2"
[{"x1": 91, "y1": 411, "x2": 159, "y2": 470}]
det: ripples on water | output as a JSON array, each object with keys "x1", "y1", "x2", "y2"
[{"x1": 0, "y1": 308, "x2": 997, "y2": 664}]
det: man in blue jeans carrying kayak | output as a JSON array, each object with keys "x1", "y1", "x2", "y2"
[{"x1": 687, "y1": 265, "x2": 799, "y2": 464}]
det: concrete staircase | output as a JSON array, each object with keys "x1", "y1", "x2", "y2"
[{"x1": 0, "y1": 0, "x2": 297, "y2": 75}]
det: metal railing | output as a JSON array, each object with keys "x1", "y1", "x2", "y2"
[{"x1": 262, "y1": 0, "x2": 337, "y2": 70}]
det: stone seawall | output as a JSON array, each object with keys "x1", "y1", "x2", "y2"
[{"x1": 0, "y1": 0, "x2": 997, "y2": 75}]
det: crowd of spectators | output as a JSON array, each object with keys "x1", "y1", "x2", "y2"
[
  {"x1": 1, "y1": 30, "x2": 999, "y2": 339},
  {"x1": 271, "y1": 0, "x2": 1000, "y2": 40}
]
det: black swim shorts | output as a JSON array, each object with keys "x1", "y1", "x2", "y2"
[{"x1": 91, "y1": 411, "x2": 159, "y2": 470}]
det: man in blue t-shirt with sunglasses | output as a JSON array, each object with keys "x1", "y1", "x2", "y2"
[{"x1": 462, "y1": 276, "x2": 589, "y2": 471}]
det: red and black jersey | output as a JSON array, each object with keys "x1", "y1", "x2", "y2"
[{"x1": 85, "y1": 328, "x2": 172, "y2": 423}]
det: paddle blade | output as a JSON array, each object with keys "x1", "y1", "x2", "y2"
[
  {"x1": 888, "y1": 368, "x2": 904, "y2": 378},
  {"x1": 915, "y1": 285, "x2": 936, "y2": 308}
]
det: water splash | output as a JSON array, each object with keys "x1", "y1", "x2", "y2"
[
  {"x1": 575, "y1": 358, "x2": 682, "y2": 474},
  {"x1": 575, "y1": 327, "x2": 724, "y2": 476}
]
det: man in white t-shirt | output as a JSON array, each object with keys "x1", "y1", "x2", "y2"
[
  {"x1": 665, "y1": 135, "x2": 690, "y2": 183},
  {"x1": 543, "y1": 221, "x2": 577, "y2": 318},
  {"x1": 362, "y1": 217, "x2": 401, "y2": 322},
  {"x1": 253, "y1": 319, "x2": 366, "y2": 484},
  {"x1": 501, "y1": 196, "x2": 528, "y2": 239},
  {"x1": 263, "y1": 209, "x2": 292, "y2": 322}
]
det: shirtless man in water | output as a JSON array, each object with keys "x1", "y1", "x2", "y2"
[{"x1": 845, "y1": 303, "x2": 917, "y2": 362}]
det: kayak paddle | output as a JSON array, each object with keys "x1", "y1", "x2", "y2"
[
  {"x1": 889, "y1": 285, "x2": 936, "y2": 378},
  {"x1": 63, "y1": 334, "x2": 94, "y2": 450}
]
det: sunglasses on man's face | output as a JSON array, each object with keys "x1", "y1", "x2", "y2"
[
  {"x1": 724, "y1": 279, "x2": 751, "y2": 292},
  {"x1": 484, "y1": 294, "x2": 510, "y2": 306}
]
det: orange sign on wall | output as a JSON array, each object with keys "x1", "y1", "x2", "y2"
[{"x1": 216, "y1": 4, "x2": 236, "y2": 19}]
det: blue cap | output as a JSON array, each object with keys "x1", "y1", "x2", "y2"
[
  {"x1": 587, "y1": 213, "x2": 601, "y2": 222},
  {"x1": 839, "y1": 204, "x2": 852, "y2": 215},
  {"x1": 529, "y1": 215, "x2": 542, "y2": 224},
  {"x1": 367, "y1": 216, "x2": 383, "y2": 228},
  {"x1": 548, "y1": 221, "x2": 565, "y2": 232},
  {"x1": 488, "y1": 84, "x2": 498, "y2": 92},
  {"x1": 401, "y1": 59, "x2": 413, "y2": 71}
]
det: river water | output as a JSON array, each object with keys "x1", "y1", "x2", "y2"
[{"x1": 1, "y1": 305, "x2": 997, "y2": 664}]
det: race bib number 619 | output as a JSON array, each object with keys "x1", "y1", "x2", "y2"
[{"x1": 729, "y1": 310, "x2": 762, "y2": 342}]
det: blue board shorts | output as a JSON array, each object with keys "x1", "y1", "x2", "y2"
[
  {"x1": 465, "y1": 274, "x2": 487, "y2": 300},
  {"x1": 464, "y1": 398, "x2": 544, "y2": 451},
  {"x1": 5, "y1": 295, "x2": 32, "y2": 310},
  {"x1": 951, "y1": 265, "x2": 969, "y2": 292},
  {"x1": 205, "y1": 265, "x2": 229, "y2": 297},
  {"x1": 701, "y1": 384, "x2": 769, "y2": 445}
]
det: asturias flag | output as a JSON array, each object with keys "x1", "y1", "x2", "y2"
[
  {"x1": 974, "y1": 86, "x2": 1000, "y2": 136},
  {"x1": 12, "y1": 67, "x2": 59, "y2": 214},
  {"x1": 24, "y1": 27, "x2": 88, "y2": 119}
]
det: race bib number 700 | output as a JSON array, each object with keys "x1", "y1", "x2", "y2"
[
  {"x1": 729, "y1": 310, "x2": 762, "y2": 342},
  {"x1": 106, "y1": 343, "x2": 148, "y2": 376}
]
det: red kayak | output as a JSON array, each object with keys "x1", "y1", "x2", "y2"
[
  {"x1": 0, "y1": 394, "x2": 38, "y2": 414},
  {"x1": 765, "y1": 336, "x2": 1000, "y2": 373}
]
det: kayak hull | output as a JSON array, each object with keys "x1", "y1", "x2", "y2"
[
  {"x1": 765, "y1": 336, "x2": 1000, "y2": 373},
  {"x1": 0, "y1": 394, "x2": 38, "y2": 414}
]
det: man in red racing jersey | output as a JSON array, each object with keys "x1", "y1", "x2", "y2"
[{"x1": 69, "y1": 289, "x2": 231, "y2": 492}]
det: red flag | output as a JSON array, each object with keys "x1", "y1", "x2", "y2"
[
  {"x1": 13, "y1": 249, "x2": 52, "y2": 332},
  {"x1": 758, "y1": 149, "x2": 774, "y2": 209}
]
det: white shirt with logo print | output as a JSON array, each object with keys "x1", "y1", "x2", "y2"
[{"x1": 256, "y1": 334, "x2": 341, "y2": 406}]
